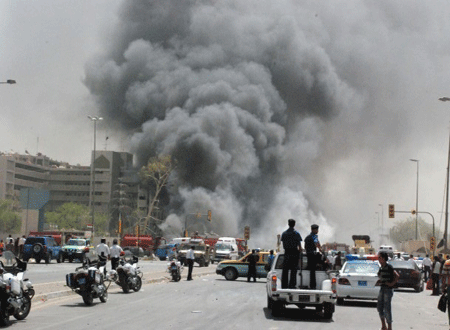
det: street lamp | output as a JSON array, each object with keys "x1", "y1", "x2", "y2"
[
  {"x1": 88, "y1": 115, "x2": 103, "y2": 237},
  {"x1": 0, "y1": 79, "x2": 16, "y2": 84},
  {"x1": 410, "y1": 159, "x2": 419, "y2": 240},
  {"x1": 378, "y1": 204, "x2": 384, "y2": 242},
  {"x1": 438, "y1": 97, "x2": 450, "y2": 250}
]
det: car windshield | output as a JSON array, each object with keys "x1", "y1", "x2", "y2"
[
  {"x1": 216, "y1": 243, "x2": 232, "y2": 251},
  {"x1": 67, "y1": 239, "x2": 85, "y2": 246},
  {"x1": 342, "y1": 262, "x2": 379, "y2": 274}
]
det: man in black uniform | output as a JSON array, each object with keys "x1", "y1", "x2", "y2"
[
  {"x1": 280, "y1": 219, "x2": 302, "y2": 289},
  {"x1": 304, "y1": 224, "x2": 322, "y2": 289},
  {"x1": 247, "y1": 249, "x2": 259, "y2": 282}
]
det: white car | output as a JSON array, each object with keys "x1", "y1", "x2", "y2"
[{"x1": 335, "y1": 260, "x2": 380, "y2": 304}]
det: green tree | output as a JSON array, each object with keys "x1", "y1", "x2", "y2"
[
  {"x1": 45, "y1": 203, "x2": 109, "y2": 235},
  {"x1": 0, "y1": 199, "x2": 21, "y2": 233},
  {"x1": 390, "y1": 217, "x2": 439, "y2": 244}
]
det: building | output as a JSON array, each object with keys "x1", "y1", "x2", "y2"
[{"x1": 0, "y1": 151, "x2": 157, "y2": 234}]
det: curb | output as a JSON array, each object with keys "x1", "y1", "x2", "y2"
[{"x1": 33, "y1": 269, "x2": 216, "y2": 303}]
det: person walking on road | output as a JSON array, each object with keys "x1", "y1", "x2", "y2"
[
  {"x1": 186, "y1": 245, "x2": 195, "y2": 280},
  {"x1": 377, "y1": 252, "x2": 399, "y2": 330},
  {"x1": 110, "y1": 239, "x2": 123, "y2": 270},
  {"x1": 247, "y1": 249, "x2": 259, "y2": 282},
  {"x1": 422, "y1": 254, "x2": 432, "y2": 281},
  {"x1": 280, "y1": 219, "x2": 302, "y2": 289},
  {"x1": 432, "y1": 256, "x2": 442, "y2": 296},
  {"x1": 334, "y1": 251, "x2": 342, "y2": 271},
  {"x1": 304, "y1": 224, "x2": 322, "y2": 289}
]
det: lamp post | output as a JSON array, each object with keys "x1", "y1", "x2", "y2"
[
  {"x1": 410, "y1": 159, "x2": 419, "y2": 240},
  {"x1": 0, "y1": 80, "x2": 16, "y2": 84},
  {"x1": 439, "y1": 97, "x2": 450, "y2": 250},
  {"x1": 378, "y1": 204, "x2": 384, "y2": 242},
  {"x1": 88, "y1": 115, "x2": 103, "y2": 238}
]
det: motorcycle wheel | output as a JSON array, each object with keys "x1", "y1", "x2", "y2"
[
  {"x1": 99, "y1": 290, "x2": 108, "y2": 303},
  {"x1": 121, "y1": 277, "x2": 130, "y2": 293},
  {"x1": 82, "y1": 291, "x2": 94, "y2": 306},
  {"x1": 177, "y1": 274, "x2": 181, "y2": 282},
  {"x1": 133, "y1": 277, "x2": 142, "y2": 292},
  {"x1": 0, "y1": 305, "x2": 9, "y2": 326},
  {"x1": 14, "y1": 294, "x2": 31, "y2": 320}
]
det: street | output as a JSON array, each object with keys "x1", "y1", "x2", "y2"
[{"x1": 7, "y1": 270, "x2": 450, "y2": 330}]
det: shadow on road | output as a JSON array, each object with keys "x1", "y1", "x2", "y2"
[{"x1": 262, "y1": 307, "x2": 333, "y2": 323}]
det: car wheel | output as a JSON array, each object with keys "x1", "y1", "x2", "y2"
[
  {"x1": 267, "y1": 296, "x2": 274, "y2": 309},
  {"x1": 45, "y1": 253, "x2": 51, "y2": 264},
  {"x1": 224, "y1": 268, "x2": 237, "y2": 281},
  {"x1": 57, "y1": 253, "x2": 63, "y2": 263},
  {"x1": 35, "y1": 258, "x2": 41, "y2": 264},
  {"x1": 271, "y1": 301, "x2": 284, "y2": 317},
  {"x1": 337, "y1": 297, "x2": 344, "y2": 305},
  {"x1": 323, "y1": 303, "x2": 334, "y2": 320}
]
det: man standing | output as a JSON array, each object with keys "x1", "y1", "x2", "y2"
[
  {"x1": 280, "y1": 219, "x2": 302, "y2": 289},
  {"x1": 19, "y1": 235, "x2": 26, "y2": 259},
  {"x1": 304, "y1": 224, "x2": 322, "y2": 290},
  {"x1": 186, "y1": 245, "x2": 195, "y2": 281},
  {"x1": 247, "y1": 249, "x2": 259, "y2": 282},
  {"x1": 422, "y1": 254, "x2": 432, "y2": 282},
  {"x1": 377, "y1": 252, "x2": 399, "y2": 330},
  {"x1": 110, "y1": 239, "x2": 123, "y2": 270},
  {"x1": 96, "y1": 238, "x2": 110, "y2": 274},
  {"x1": 431, "y1": 255, "x2": 442, "y2": 296}
]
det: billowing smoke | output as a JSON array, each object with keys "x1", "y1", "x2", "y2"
[{"x1": 83, "y1": 0, "x2": 372, "y2": 246}]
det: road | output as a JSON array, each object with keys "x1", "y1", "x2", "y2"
[{"x1": 7, "y1": 272, "x2": 450, "y2": 330}]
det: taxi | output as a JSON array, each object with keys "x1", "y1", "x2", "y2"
[{"x1": 216, "y1": 251, "x2": 271, "y2": 281}]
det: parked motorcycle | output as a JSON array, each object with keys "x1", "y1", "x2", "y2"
[
  {"x1": 65, "y1": 256, "x2": 111, "y2": 305},
  {"x1": 0, "y1": 251, "x2": 35, "y2": 326},
  {"x1": 167, "y1": 260, "x2": 183, "y2": 282},
  {"x1": 111, "y1": 251, "x2": 143, "y2": 293}
]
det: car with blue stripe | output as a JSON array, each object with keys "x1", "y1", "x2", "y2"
[{"x1": 216, "y1": 251, "x2": 271, "y2": 280}]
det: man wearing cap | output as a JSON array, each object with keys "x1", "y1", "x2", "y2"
[
  {"x1": 304, "y1": 224, "x2": 322, "y2": 289},
  {"x1": 280, "y1": 219, "x2": 302, "y2": 289}
]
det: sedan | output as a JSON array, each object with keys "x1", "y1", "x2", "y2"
[
  {"x1": 388, "y1": 260, "x2": 423, "y2": 292},
  {"x1": 335, "y1": 260, "x2": 380, "y2": 304}
]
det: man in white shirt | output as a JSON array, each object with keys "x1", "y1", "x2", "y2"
[
  {"x1": 432, "y1": 256, "x2": 441, "y2": 296},
  {"x1": 96, "y1": 238, "x2": 110, "y2": 274},
  {"x1": 186, "y1": 246, "x2": 195, "y2": 281},
  {"x1": 110, "y1": 239, "x2": 123, "y2": 270},
  {"x1": 422, "y1": 254, "x2": 432, "y2": 281}
]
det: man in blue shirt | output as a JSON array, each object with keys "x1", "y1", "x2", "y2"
[
  {"x1": 281, "y1": 219, "x2": 302, "y2": 289},
  {"x1": 304, "y1": 224, "x2": 322, "y2": 289}
]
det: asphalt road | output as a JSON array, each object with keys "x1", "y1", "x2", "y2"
[{"x1": 7, "y1": 273, "x2": 450, "y2": 330}]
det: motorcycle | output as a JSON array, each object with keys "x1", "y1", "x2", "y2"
[
  {"x1": 0, "y1": 251, "x2": 35, "y2": 326},
  {"x1": 111, "y1": 251, "x2": 143, "y2": 293},
  {"x1": 65, "y1": 256, "x2": 111, "y2": 305},
  {"x1": 167, "y1": 260, "x2": 183, "y2": 282}
]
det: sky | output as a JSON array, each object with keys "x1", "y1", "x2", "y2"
[{"x1": 2, "y1": 1, "x2": 450, "y2": 249}]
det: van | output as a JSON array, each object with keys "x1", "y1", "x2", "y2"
[
  {"x1": 212, "y1": 237, "x2": 239, "y2": 263},
  {"x1": 378, "y1": 245, "x2": 394, "y2": 258}
]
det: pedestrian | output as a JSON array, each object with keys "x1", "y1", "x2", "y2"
[
  {"x1": 423, "y1": 254, "x2": 432, "y2": 281},
  {"x1": 110, "y1": 239, "x2": 123, "y2": 270},
  {"x1": 377, "y1": 252, "x2": 399, "y2": 330},
  {"x1": 441, "y1": 259, "x2": 450, "y2": 327},
  {"x1": 432, "y1": 255, "x2": 442, "y2": 296},
  {"x1": 14, "y1": 237, "x2": 19, "y2": 256},
  {"x1": 247, "y1": 249, "x2": 259, "y2": 282},
  {"x1": 186, "y1": 245, "x2": 195, "y2": 280},
  {"x1": 304, "y1": 224, "x2": 322, "y2": 289},
  {"x1": 334, "y1": 251, "x2": 342, "y2": 271},
  {"x1": 6, "y1": 235, "x2": 13, "y2": 245},
  {"x1": 326, "y1": 252, "x2": 335, "y2": 270},
  {"x1": 96, "y1": 238, "x2": 110, "y2": 275},
  {"x1": 280, "y1": 219, "x2": 302, "y2": 289},
  {"x1": 0, "y1": 240, "x2": 4, "y2": 254},
  {"x1": 19, "y1": 235, "x2": 26, "y2": 259},
  {"x1": 267, "y1": 249, "x2": 275, "y2": 270}
]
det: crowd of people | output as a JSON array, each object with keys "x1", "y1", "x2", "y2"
[{"x1": 0, "y1": 234, "x2": 27, "y2": 258}]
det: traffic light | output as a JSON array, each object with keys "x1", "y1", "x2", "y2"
[
  {"x1": 207, "y1": 210, "x2": 212, "y2": 222},
  {"x1": 430, "y1": 236, "x2": 436, "y2": 250},
  {"x1": 118, "y1": 220, "x2": 122, "y2": 234},
  {"x1": 388, "y1": 204, "x2": 395, "y2": 218},
  {"x1": 244, "y1": 226, "x2": 250, "y2": 240}
]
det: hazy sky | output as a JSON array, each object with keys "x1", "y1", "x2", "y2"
[{"x1": 3, "y1": 1, "x2": 450, "y2": 247}]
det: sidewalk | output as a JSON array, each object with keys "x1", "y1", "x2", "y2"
[{"x1": 33, "y1": 266, "x2": 216, "y2": 302}]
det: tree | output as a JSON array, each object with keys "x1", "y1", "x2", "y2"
[
  {"x1": 139, "y1": 155, "x2": 175, "y2": 233},
  {"x1": 390, "y1": 217, "x2": 439, "y2": 244},
  {"x1": 45, "y1": 202, "x2": 109, "y2": 235},
  {"x1": 0, "y1": 199, "x2": 21, "y2": 233}
]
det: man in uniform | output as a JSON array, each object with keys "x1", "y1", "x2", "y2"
[
  {"x1": 109, "y1": 239, "x2": 123, "y2": 270},
  {"x1": 280, "y1": 219, "x2": 302, "y2": 289},
  {"x1": 186, "y1": 245, "x2": 195, "y2": 280},
  {"x1": 304, "y1": 224, "x2": 322, "y2": 289},
  {"x1": 96, "y1": 238, "x2": 110, "y2": 274}
]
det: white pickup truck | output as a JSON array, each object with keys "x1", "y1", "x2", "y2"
[{"x1": 266, "y1": 253, "x2": 337, "y2": 319}]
